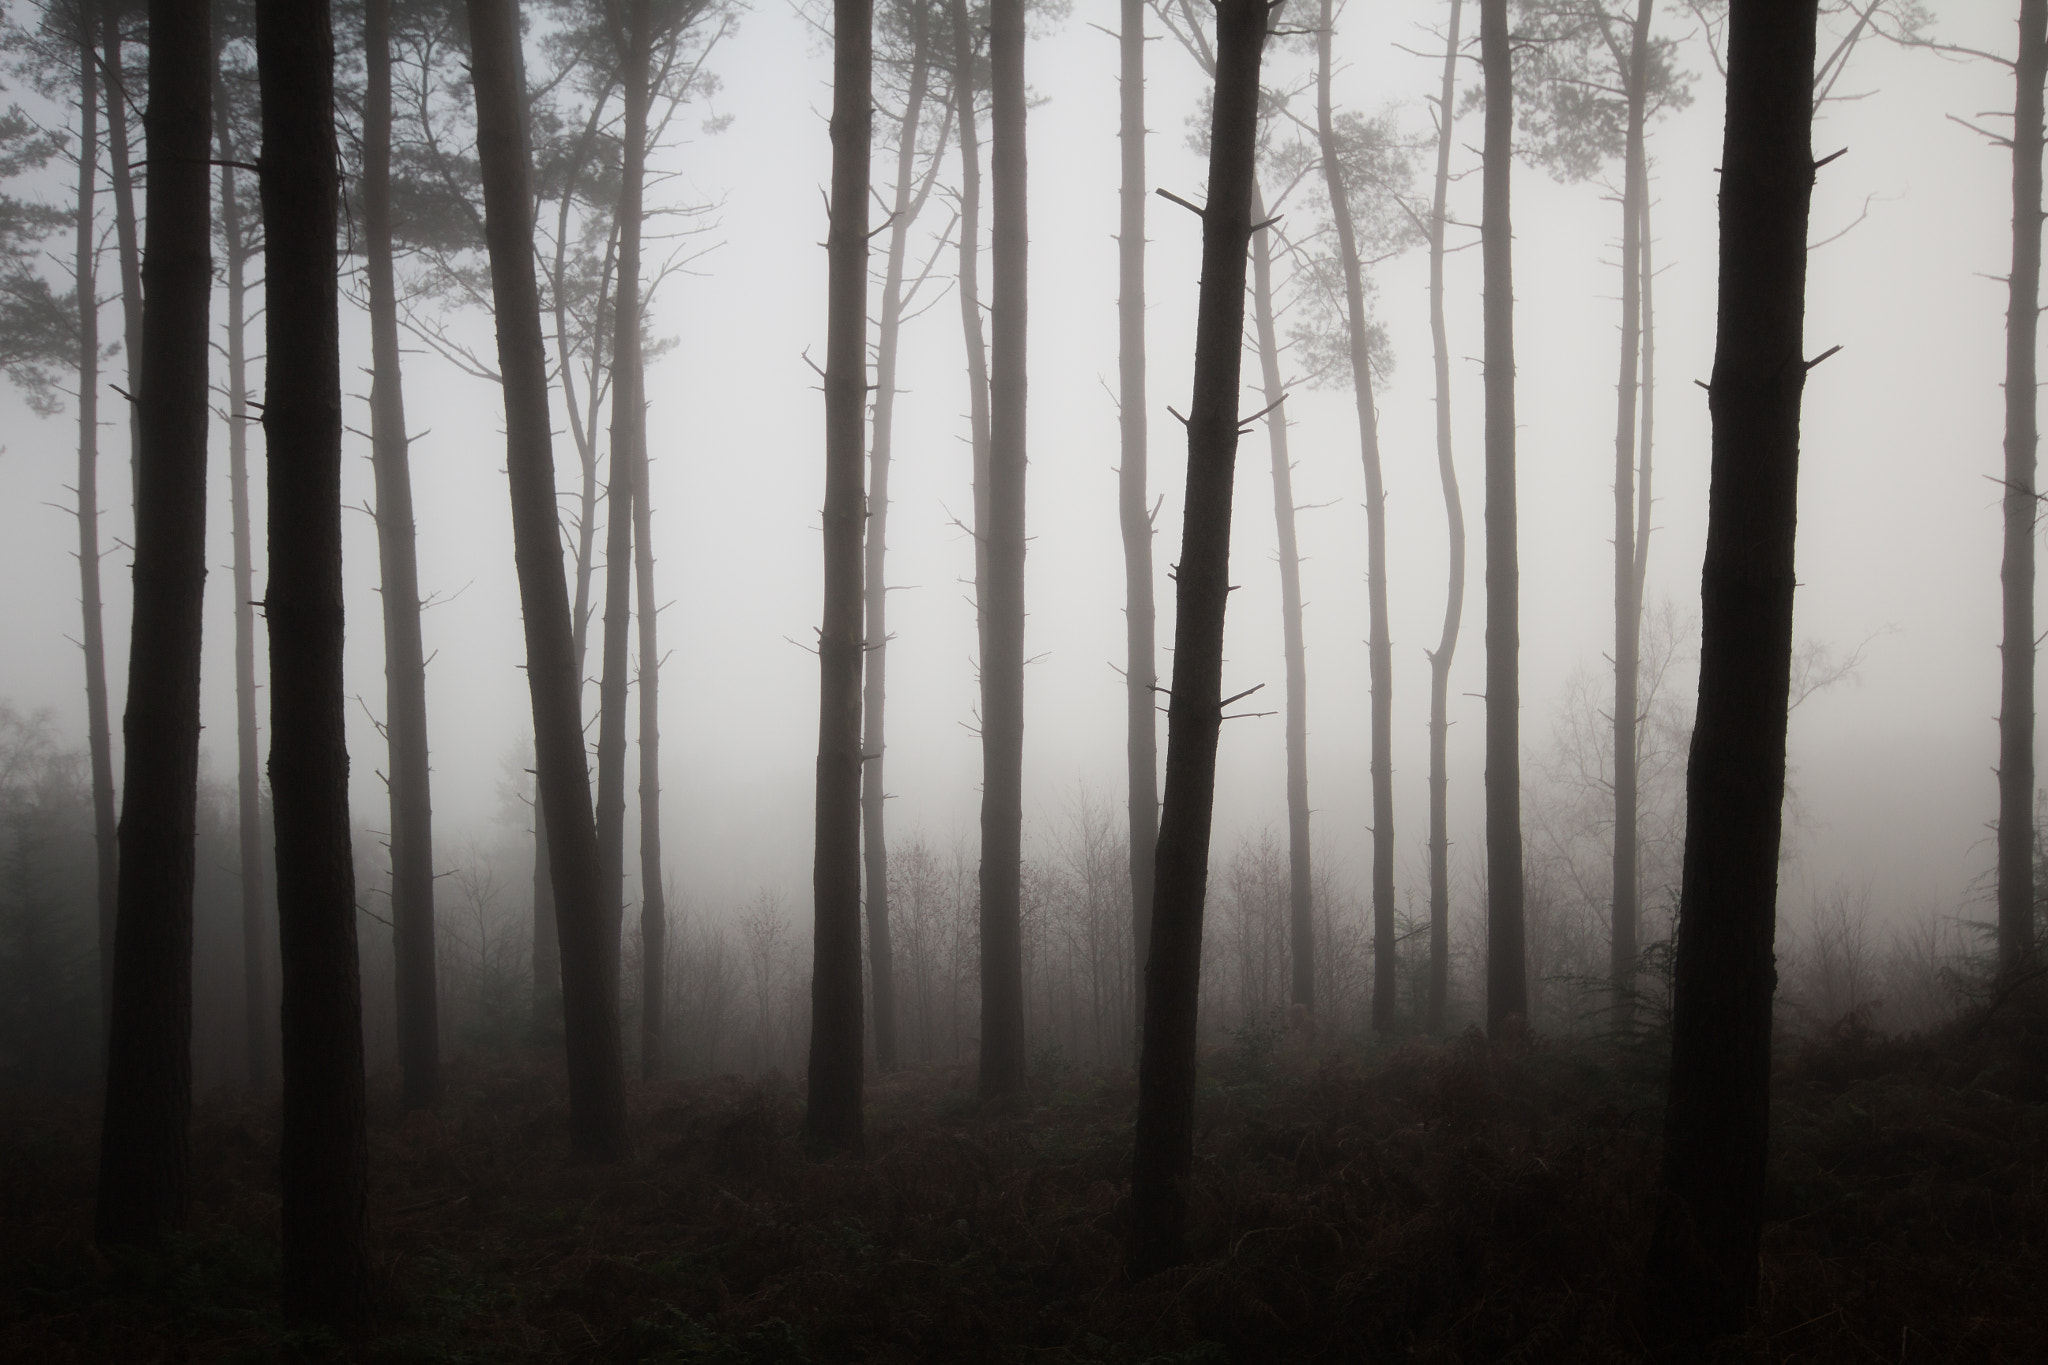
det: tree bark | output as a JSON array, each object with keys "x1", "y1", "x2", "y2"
[
  {"x1": 977, "y1": 0, "x2": 1028, "y2": 1101},
  {"x1": 1127, "y1": 0, "x2": 1268, "y2": 1279},
  {"x1": 1610, "y1": 1, "x2": 1652, "y2": 1014},
  {"x1": 1643, "y1": 0, "x2": 1818, "y2": 1334},
  {"x1": 1479, "y1": 0, "x2": 1526, "y2": 1036},
  {"x1": 366, "y1": 0, "x2": 441, "y2": 1115},
  {"x1": 467, "y1": 0, "x2": 630, "y2": 1163},
  {"x1": 94, "y1": 0, "x2": 209, "y2": 1251},
  {"x1": 807, "y1": 0, "x2": 871, "y2": 1155},
  {"x1": 864, "y1": 3, "x2": 935, "y2": 1075},
  {"x1": 100, "y1": 0, "x2": 142, "y2": 504},
  {"x1": 259, "y1": 0, "x2": 370, "y2": 1320},
  {"x1": 1316, "y1": 0, "x2": 1395, "y2": 1032},
  {"x1": 1248, "y1": 179, "x2": 1313, "y2": 1017},
  {"x1": 1999, "y1": 0, "x2": 2046, "y2": 975},
  {"x1": 214, "y1": 57, "x2": 269, "y2": 1093},
  {"x1": 1424, "y1": 0, "x2": 1464, "y2": 1036},
  {"x1": 1119, "y1": 0, "x2": 1157, "y2": 1054}
]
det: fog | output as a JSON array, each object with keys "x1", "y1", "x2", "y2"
[{"x1": 0, "y1": 0, "x2": 2021, "y2": 1000}]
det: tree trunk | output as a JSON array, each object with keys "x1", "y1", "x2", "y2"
[
  {"x1": 951, "y1": 0, "x2": 991, "y2": 657},
  {"x1": 366, "y1": 0, "x2": 441, "y2": 1115},
  {"x1": 1127, "y1": 0, "x2": 1267, "y2": 1278},
  {"x1": 259, "y1": 0, "x2": 370, "y2": 1320},
  {"x1": 1643, "y1": 0, "x2": 1818, "y2": 1334},
  {"x1": 807, "y1": 0, "x2": 871, "y2": 1155},
  {"x1": 1316, "y1": 0, "x2": 1395, "y2": 1032},
  {"x1": 100, "y1": 0, "x2": 142, "y2": 504},
  {"x1": 634, "y1": 404, "x2": 665, "y2": 1080},
  {"x1": 1611, "y1": 1, "x2": 1652, "y2": 1015},
  {"x1": 1424, "y1": 0, "x2": 1464, "y2": 1037},
  {"x1": 94, "y1": 0, "x2": 209, "y2": 1251},
  {"x1": 1118, "y1": 0, "x2": 1157, "y2": 1054},
  {"x1": 1479, "y1": 0, "x2": 1526, "y2": 1036},
  {"x1": 214, "y1": 59, "x2": 269, "y2": 1092},
  {"x1": 534, "y1": 801, "x2": 559, "y2": 1025},
  {"x1": 1248, "y1": 179, "x2": 1312, "y2": 1017},
  {"x1": 467, "y1": 0, "x2": 630, "y2": 1163},
  {"x1": 978, "y1": 0, "x2": 1028, "y2": 1101},
  {"x1": 1999, "y1": 0, "x2": 2046, "y2": 975},
  {"x1": 864, "y1": 3, "x2": 935, "y2": 1075},
  {"x1": 1637, "y1": 192, "x2": 1655, "y2": 613},
  {"x1": 75, "y1": 23, "x2": 119, "y2": 1055}
]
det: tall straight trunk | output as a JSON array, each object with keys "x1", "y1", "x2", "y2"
[
  {"x1": 1248, "y1": 179, "x2": 1312, "y2": 1015},
  {"x1": 1636, "y1": 192, "x2": 1655, "y2": 608},
  {"x1": 260, "y1": 0, "x2": 370, "y2": 1320},
  {"x1": 2000, "y1": 0, "x2": 2047, "y2": 974},
  {"x1": 467, "y1": 0, "x2": 629, "y2": 1163},
  {"x1": 76, "y1": 26, "x2": 119, "y2": 1049},
  {"x1": 100, "y1": 0, "x2": 142, "y2": 501},
  {"x1": 1644, "y1": 0, "x2": 1818, "y2": 1334},
  {"x1": 1610, "y1": 1, "x2": 1652, "y2": 1010},
  {"x1": 1127, "y1": 0, "x2": 1267, "y2": 1278},
  {"x1": 1316, "y1": 0, "x2": 1395, "y2": 1032},
  {"x1": 1118, "y1": 0, "x2": 1157, "y2": 1050},
  {"x1": 951, "y1": 0, "x2": 991, "y2": 655},
  {"x1": 633, "y1": 408, "x2": 664, "y2": 1080},
  {"x1": 214, "y1": 61, "x2": 268, "y2": 1091},
  {"x1": 1424, "y1": 0, "x2": 1464, "y2": 1036},
  {"x1": 366, "y1": 0, "x2": 440, "y2": 1114},
  {"x1": 978, "y1": 0, "x2": 1027, "y2": 1101},
  {"x1": 1479, "y1": 0, "x2": 1526, "y2": 1035},
  {"x1": 808, "y1": 0, "x2": 871, "y2": 1155},
  {"x1": 94, "y1": 0, "x2": 209, "y2": 1251},
  {"x1": 864, "y1": 5, "x2": 934, "y2": 1075}
]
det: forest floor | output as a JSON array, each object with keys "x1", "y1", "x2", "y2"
[{"x1": 4, "y1": 999, "x2": 2045, "y2": 1364}]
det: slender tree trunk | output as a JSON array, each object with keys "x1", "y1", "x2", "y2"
[
  {"x1": 215, "y1": 61, "x2": 269, "y2": 1092},
  {"x1": 100, "y1": 0, "x2": 142, "y2": 503},
  {"x1": 76, "y1": 26, "x2": 119, "y2": 1053},
  {"x1": 1424, "y1": 0, "x2": 1464, "y2": 1036},
  {"x1": 1636, "y1": 191, "x2": 1655, "y2": 610},
  {"x1": 1479, "y1": 0, "x2": 1526, "y2": 1036},
  {"x1": 1644, "y1": 0, "x2": 1818, "y2": 1334},
  {"x1": 1316, "y1": 0, "x2": 1395, "y2": 1032},
  {"x1": 94, "y1": 0, "x2": 209, "y2": 1251},
  {"x1": 260, "y1": 0, "x2": 370, "y2": 1320},
  {"x1": 864, "y1": 6, "x2": 933, "y2": 1075},
  {"x1": 2000, "y1": 0, "x2": 2047, "y2": 974},
  {"x1": 1127, "y1": 0, "x2": 1268, "y2": 1278},
  {"x1": 951, "y1": 0, "x2": 991, "y2": 656},
  {"x1": 1119, "y1": 0, "x2": 1158, "y2": 1053},
  {"x1": 1248, "y1": 179, "x2": 1312, "y2": 1016},
  {"x1": 807, "y1": 0, "x2": 871, "y2": 1155},
  {"x1": 633, "y1": 411, "x2": 665, "y2": 1079},
  {"x1": 533, "y1": 801, "x2": 559, "y2": 1025},
  {"x1": 1611, "y1": 2, "x2": 1652, "y2": 1014},
  {"x1": 977, "y1": 0, "x2": 1029, "y2": 1101},
  {"x1": 467, "y1": 0, "x2": 630, "y2": 1162},
  {"x1": 366, "y1": 0, "x2": 440, "y2": 1114}
]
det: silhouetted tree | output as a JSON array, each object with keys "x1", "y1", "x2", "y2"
[
  {"x1": 101, "y1": 0, "x2": 142, "y2": 503},
  {"x1": 1644, "y1": 0, "x2": 1819, "y2": 1334}
]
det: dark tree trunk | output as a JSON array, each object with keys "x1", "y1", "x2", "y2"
[
  {"x1": 533, "y1": 802, "x2": 559, "y2": 1025},
  {"x1": 100, "y1": 0, "x2": 142, "y2": 503},
  {"x1": 1643, "y1": 0, "x2": 1818, "y2": 1335},
  {"x1": 1315, "y1": 0, "x2": 1395, "y2": 1032},
  {"x1": 864, "y1": 3, "x2": 935, "y2": 1075},
  {"x1": 1248, "y1": 179, "x2": 1313, "y2": 1016},
  {"x1": 75, "y1": 25, "x2": 119, "y2": 1051},
  {"x1": 1127, "y1": 0, "x2": 1268, "y2": 1279},
  {"x1": 1479, "y1": 0, "x2": 1526, "y2": 1036},
  {"x1": 366, "y1": 0, "x2": 440, "y2": 1115},
  {"x1": 2000, "y1": 0, "x2": 2046, "y2": 974},
  {"x1": 467, "y1": 0, "x2": 630, "y2": 1163},
  {"x1": 978, "y1": 0, "x2": 1028, "y2": 1101},
  {"x1": 1424, "y1": 0, "x2": 1464, "y2": 1037},
  {"x1": 634, "y1": 416, "x2": 665, "y2": 1080},
  {"x1": 1610, "y1": 0, "x2": 1652, "y2": 1016},
  {"x1": 951, "y1": 0, "x2": 991, "y2": 656},
  {"x1": 94, "y1": 0, "x2": 209, "y2": 1251},
  {"x1": 1119, "y1": 0, "x2": 1157, "y2": 1053},
  {"x1": 807, "y1": 0, "x2": 871, "y2": 1156},
  {"x1": 214, "y1": 59, "x2": 269, "y2": 1092},
  {"x1": 259, "y1": 0, "x2": 370, "y2": 1320}
]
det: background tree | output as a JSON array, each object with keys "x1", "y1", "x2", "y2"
[
  {"x1": 1128, "y1": 0, "x2": 1270, "y2": 1279},
  {"x1": 100, "y1": 0, "x2": 142, "y2": 503},
  {"x1": 94, "y1": 0, "x2": 210, "y2": 1249},
  {"x1": 1644, "y1": 0, "x2": 1819, "y2": 1333}
]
